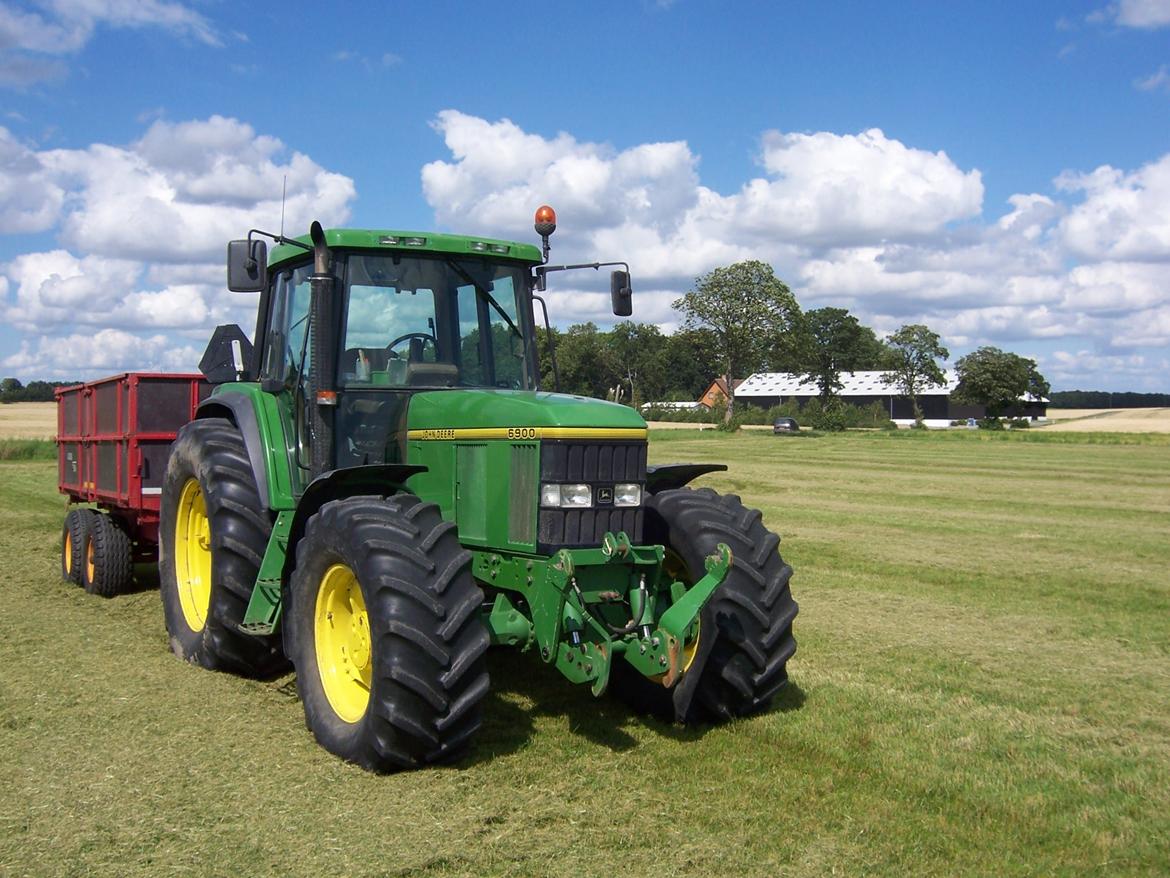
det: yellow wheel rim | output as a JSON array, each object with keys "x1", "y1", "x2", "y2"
[
  {"x1": 86, "y1": 537, "x2": 95, "y2": 584},
  {"x1": 174, "y1": 478, "x2": 212, "y2": 632},
  {"x1": 64, "y1": 530, "x2": 73, "y2": 576},
  {"x1": 314, "y1": 563, "x2": 373, "y2": 723},
  {"x1": 653, "y1": 549, "x2": 701, "y2": 681}
]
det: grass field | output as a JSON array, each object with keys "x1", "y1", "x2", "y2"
[
  {"x1": 0, "y1": 402, "x2": 56, "y2": 439},
  {"x1": 2, "y1": 429, "x2": 1169, "y2": 876}
]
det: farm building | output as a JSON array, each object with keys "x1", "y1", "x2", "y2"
[
  {"x1": 734, "y1": 371, "x2": 1048, "y2": 427},
  {"x1": 698, "y1": 377, "x2": 744, "y2": 408}
]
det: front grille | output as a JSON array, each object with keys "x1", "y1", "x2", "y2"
[{"x1": 537, "y1": 440, "x2": 646, "y2": 552}]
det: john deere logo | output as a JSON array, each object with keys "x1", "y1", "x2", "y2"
[{"x1": 596, "y1": 487, "x2": 614, "y2": 505}]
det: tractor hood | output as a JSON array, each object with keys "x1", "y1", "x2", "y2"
[{"x1": 406, "y1": 389, "x2": 647, "y2": 434}]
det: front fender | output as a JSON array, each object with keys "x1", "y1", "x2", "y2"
[{"x1": 281, "y1": 464, "x2": 427, "y2": 584}]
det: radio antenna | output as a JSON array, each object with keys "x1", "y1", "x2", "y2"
[{"x1": 279, "y1": 174, "x2": 287, "y2": 239}]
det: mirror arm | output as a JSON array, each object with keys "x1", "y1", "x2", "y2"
[
  {"x1": 248, "y1": 228, "x2": 313, "y2": 252},
  {"x1": 535, "y1": 260, "x2": 629, "y2": 278}
]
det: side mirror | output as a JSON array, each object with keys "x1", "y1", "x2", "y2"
[
  {"x1": 227, "y1": 239, "x2": 268, "y2": 292},
  {"x1": 610, "y1": 270, "x2": 633, "y2": 317}
]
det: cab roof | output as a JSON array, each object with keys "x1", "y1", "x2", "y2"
[{"x1": 270, "y1": 228, "x2": 543, "y2": 269}]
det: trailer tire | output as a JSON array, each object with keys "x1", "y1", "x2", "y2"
[
  {"x1": 287, "y1": 494, "x2": 489, "y2": 772},
  {"x1": 62, "y1": 508, "x2": 97, "y2": 586},
  {"x1": 81, "y1": 513, "x2": 133, "y2": 597},
  {"x1": 159, "y1": 418, "x2": 285, "y2": 677},
  {"x1": 610, "y1": 487, "x2": 797, "y2": 723}
]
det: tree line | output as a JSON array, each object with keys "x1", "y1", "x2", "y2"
[{"x1": 540, "y1": 260, "x2": 1052, "y2": 426}]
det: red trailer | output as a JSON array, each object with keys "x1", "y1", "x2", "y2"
[{"x1": 57, "y1": 373, "x2": 209, "y2": 595}]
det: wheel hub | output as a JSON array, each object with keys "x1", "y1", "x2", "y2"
[{"x1": 314, "y1": 563, "x2": 372, "y2": 723}]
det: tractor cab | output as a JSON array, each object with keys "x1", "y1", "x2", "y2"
[{"x1": 227, "y1": 227, "x2": 544, "y2": 480}]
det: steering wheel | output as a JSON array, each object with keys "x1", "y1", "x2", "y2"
[{"x1": 385, "y1": 332, "x2": 437, "y2": 358}]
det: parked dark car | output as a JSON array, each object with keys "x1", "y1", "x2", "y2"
[{"x1": 773, "y1": 417, "x2": 800, "y2": 434}]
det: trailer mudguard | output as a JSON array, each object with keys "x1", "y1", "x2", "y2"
[{"x1": 645, "y1": 463, "x2": 728, "y2": 494}]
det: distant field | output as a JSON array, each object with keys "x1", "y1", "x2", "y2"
[
  {"x1": 0, "y1": 402, "x2": 55, "y2": 439},
  {"x1": 1041, "y1": 407, "x2": 1170, "y2": 433},
  {"x1": 1, "y1": 429, "x2": 1168, "y2": 876}
]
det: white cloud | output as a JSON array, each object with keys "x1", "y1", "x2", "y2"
[
  {"x1": 1136, "y1": 65, "x2": 1170, "y2": 91},
  {"x1": 1113, "y1": 0, "x2": 1170, "y2": 28},
  {"x1": 0, "y1": 114, "x2": 352, "y2": 378},
  {"x1": 0, "y1": 126, "x2": 64, "y2": 232},
  {"x1": 39, "y1": 115, "x2": 355, "y2": 263},
  {"x1": 2, "y1": 328, "x2": 202, "y2": 377},
  {"x1": 422, "y1": 112, "x2": 982, "y2": 277},
  {"x1": 1, "y1": 0, "x2": 220, "y2": 51},
  {"x1": 1056, "y1": 154, "x2": 1170, "y2": 261},
  {"x1": 0, "y1": 0, "x2": 219, "y2": 87}
]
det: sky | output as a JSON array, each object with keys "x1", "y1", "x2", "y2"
[{"x1": 1, "y1": 0, "x2": 1168, "y2": 392}]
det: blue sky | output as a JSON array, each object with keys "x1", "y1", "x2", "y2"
[{"x1": 1, "y1": 0, "x2": 1168, "y2": 390}]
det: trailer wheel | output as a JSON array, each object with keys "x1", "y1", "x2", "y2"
[
  {"x1": 610, "y1": 487, "x2": 797, "y2": 723},
  {"x1": 287, "y1": 494, "x2": 489, "y2": 772},
  {"x1": 159, "y1": 418, "x2": 285, "y2": 677},
  {"x1": 81, "y1": 513, "x2": 133, "y2": 597},
  {"x1": 62, "y1": 508, "x2": 97, "y2": 586}
]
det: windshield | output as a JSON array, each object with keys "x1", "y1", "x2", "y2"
[{"x1": 340, "y1": 253, "x2": 534, "y2": 390}]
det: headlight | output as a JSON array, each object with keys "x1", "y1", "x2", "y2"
[
  {"x1": 613, "y1": 483, "x2": 642, "y2": 507},
  {"x1": 540, "y1": 483, "x2": 593, "y2": 508},
  {"x1": 540, "y1": 483, "x2": 561, "y2": 508}
]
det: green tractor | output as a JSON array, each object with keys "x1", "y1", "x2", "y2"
[{"x1": 159, "y1": 206, "x2": 797, "y2": 771}]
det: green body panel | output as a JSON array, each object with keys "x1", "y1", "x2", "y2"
[
  {"x1": 207, "y1": 383, "x2": 299, "y2": 510},
  {"x1": 404, "y1": 389, "x2": 647, "y2": 551},
  {"x1": 406, "y1": 388, "x2": 648, "y2": 431},
  {"x1": 270, "y1": 228, "x2": 542, "y2": 271}
]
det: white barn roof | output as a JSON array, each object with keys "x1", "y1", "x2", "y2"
[
  {"x1": 736, "y1": 370, "x2": 1047, "y2": 403},
  {"x1": 736, "y1": 371, "x2": 957, "y2": 398}
]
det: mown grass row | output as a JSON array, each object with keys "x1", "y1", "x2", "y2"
[{"x1": 1, "y1": 430, "x2": 1168, "y2": 876}]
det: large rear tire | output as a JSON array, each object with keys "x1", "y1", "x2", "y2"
[
  {"x1": 287, "y1": 494, "x2": 489, "y2": 772},
  {"x1": 610, "y1": 486, "x2": 797, "y2": 722},
  {"x1": 159, "y1": 418, "x2": 285, "y2": 676},
  {"x1": 62, "y1": 508, "x2": 97, "y2": 586},
  {"x1": 81, "y1": 513, "x2": 133, "y2": 597}
]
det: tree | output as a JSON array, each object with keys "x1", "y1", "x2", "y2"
[
  {"x1": 673, "y1": 261, "x2": 800, "y2": 422},
  {"x1": 954, "y1": 346, "x2": 1050, "y2": 422},
  {"x1": 794, "y1": 307, "x2": 885, "y2": 402},
  {"x1": 606, "y1": 321, "x2": 668, "y2": 407},
  {"x1": 880, "y1": 324, "x2": 950, "y2": 423},
  {"x1": 0, "y1": 377, "x2": 22, "y2": 403},
  {"x1": 553, "y1": 323, "x2": 618, "y2": 399}
]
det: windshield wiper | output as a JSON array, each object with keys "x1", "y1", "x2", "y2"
[{"x1": 444, "y1": 258, "x2": 522, "y2": 339}]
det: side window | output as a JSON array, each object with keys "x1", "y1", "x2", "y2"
[{"x1": 261, "y1": 264, "x2": 312, "y2": 388}]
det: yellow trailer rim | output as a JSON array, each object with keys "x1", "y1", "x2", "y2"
[
  {"x1": 64, "y1": 530, "x2": 73, "y2": 577},
  {"x1": 174, "y1": 478, "x2": 212, "y2": 632},
  {"x1": 315, "y1": 563, "x2": 372, "y2": 723}
]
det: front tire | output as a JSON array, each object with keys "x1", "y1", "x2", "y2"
[
  {"x1": 287, "y1": 495, "x2": 489, "y2": 772},
  {"x1": 611, "y1": 487, "x2": 798, "y2": 722},
  {"x1": 159, "y1": 418, "x2": 285, "y2": 676}
]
